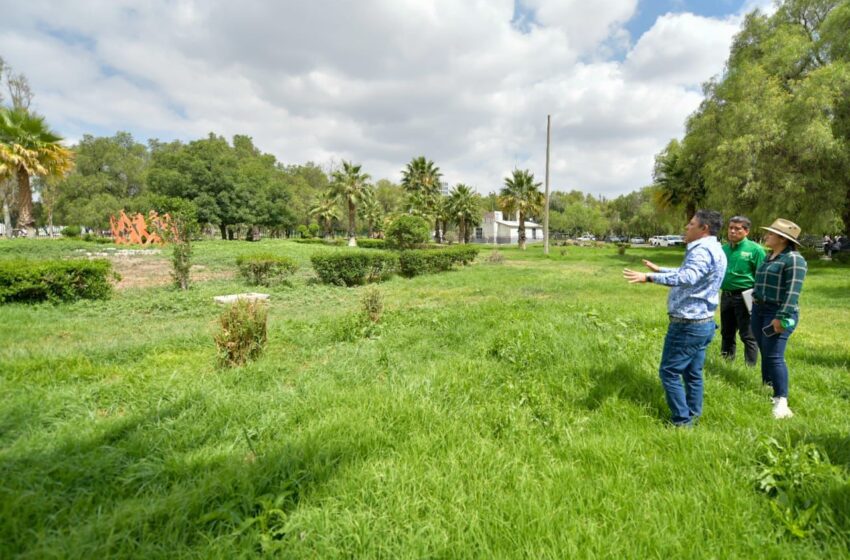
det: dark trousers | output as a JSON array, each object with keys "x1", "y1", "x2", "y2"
[
  {"x1": 751, "y1": 303, "x2": 797, "y2": 398},
  {"x1": 720, "y1": 291, "x2": 758, "y2": 366}
]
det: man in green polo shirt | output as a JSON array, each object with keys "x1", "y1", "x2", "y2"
[{"x1": 720, "y1": 216, "x2": 766, "y2": 366}]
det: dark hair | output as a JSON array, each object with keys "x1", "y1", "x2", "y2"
[
  {"x1": 694, "y1": 209, "x2": 723, "y2": 236},
  {"x1": 728, "y1": 216, "x2": 751, "y2": 230}
]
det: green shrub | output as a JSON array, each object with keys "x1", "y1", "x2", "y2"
[
  {"x1": 356, "y1": 238, "x2": 387, "y2": 249},
  {"x1": 214, "y1": 299, "x2": 268, "y2": 367},
  {"x1": 310, "y1": 250, "x2": 399, "y2": 286},
  {"x1": 0, "y1": 259, "x2": 118, "y2": 303},
  {"x1": 295, "y1": 224, "x2": 313, "y2": 239},
  {"x1": 617, "y1": 243, "x2": 630, "y2": 255},
  {"x1": 236, "y1": 254, "x2": 298, "y2": 286},
  {"x1": 398, "y1": 246, "x2": 479, "y2": 277},
  {"x1": 385, "y1": 215, "x2": 430, "y2": 249},
  {"x1": 61, "y1": 225, "x2": 81, "y2": 238}
]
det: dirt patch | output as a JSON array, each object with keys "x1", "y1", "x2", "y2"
[{"x1": 109, "y1": 256, "x2": 234, "y2": 289}]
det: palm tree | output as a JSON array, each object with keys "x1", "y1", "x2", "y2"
[
  {"x1": 401, "y1": 156, "x2": 442, "y2": 242},
  {"x1": 499, "y1": 169, "x2": 544, "y2": 250},
  {"x1": 358, "y1": 194, "x2": 383, "y2": 238},
  {"x1": 447, "y1": 184, "x2": 481, "y2": 244},
  {"x1": 309, "y1": 196, "x2": 341, "y2": 239},
  {"x1": 329, "y1": 160, "x2": 372, "y2": 247},
  {"x1": 0, "y1": 108, "x2": 73, "y2": 232}
]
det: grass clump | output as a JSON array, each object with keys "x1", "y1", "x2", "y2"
[
  {"x1": 236, "y1": 253, "x2": 298, "y2": 286},
  {"x1": 214, "y1": 299, "x2": 268, "y2": 367}
]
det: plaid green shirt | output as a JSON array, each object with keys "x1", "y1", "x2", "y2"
[{"x1": 752, "y1": 246, "x2": 807, "y2": 320}]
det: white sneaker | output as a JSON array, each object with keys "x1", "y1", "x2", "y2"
[{"x1": 772, "y1": 397, "x2": 794, "y2": 419}]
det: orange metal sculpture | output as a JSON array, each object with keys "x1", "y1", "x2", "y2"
[{"x1": 109, "y1": 211, "x2": 175, "y2": 245}]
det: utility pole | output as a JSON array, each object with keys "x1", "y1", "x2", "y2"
[{"x1": 543, "y1": 114, "x2": 551, "y2": 255}]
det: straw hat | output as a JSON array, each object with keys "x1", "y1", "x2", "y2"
[{"x1": 761, "y1": 218, "x2": 801, "y2": 245}]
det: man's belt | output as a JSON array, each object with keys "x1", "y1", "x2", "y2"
[
  {"x1": 668, "y1": 316, "x2": 714, "y2": 324},
  {"x1": 723, "y1": 288, "x2": 748, "y2": 295}
]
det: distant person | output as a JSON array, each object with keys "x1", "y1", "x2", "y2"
[
  {"x1": 623, "y1": 210, "x2": 727, "y2": 427},
  {"x1": 720, "y1": 216, "x2": 765, "y2": 366},
  {"x1": 823, "y1": 234, "x2": 833, "y2": 257},
  {"x1": 751, "y1": 218, "x2": 807, "y2": 419}
]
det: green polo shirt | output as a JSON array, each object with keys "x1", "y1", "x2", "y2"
[{"x1": 721, "y1": 237, "x2": 766, "y2": 291}]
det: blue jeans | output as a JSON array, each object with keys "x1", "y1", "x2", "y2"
[
  {"x1": 751, "y1": 303, "x2": 797, "y2": 398},
  {"x1": 659, "y1": 321, "x2": 716, "y2": 425}
]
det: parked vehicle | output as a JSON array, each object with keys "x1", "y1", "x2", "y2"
[
  {"x1": 648, "y1": 236, "x2": 662, "y2": 246},
  {"x1": 653, "y1": 235, "x2": 685, "y2": 247},
  {"x1": 628, "y1": 237, "x2": 645, "y2": 245},
  {"x1": 605, "y1": 235, "x2": 624, "y2": 243},
  {"x1": 577, "y1": 235, "x2": 596, "y2": 242}
]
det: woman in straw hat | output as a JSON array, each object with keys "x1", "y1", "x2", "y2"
[{"x1": 751, "y1": 218, "x2": 807, "y2": 419}]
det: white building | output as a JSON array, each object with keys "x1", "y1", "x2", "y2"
[{"x1": 474, "y1": 211, "x2": 543, "y2": 244}]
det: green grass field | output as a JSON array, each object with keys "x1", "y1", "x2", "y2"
[{"x1": 1, "y1": 239, "x2": 848, "y2": 558}]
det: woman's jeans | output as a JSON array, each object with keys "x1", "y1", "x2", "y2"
[
  {"x1": 659, "y1": 320, "x2": 716, "y2": 426},
  {"x1": 750, "y1": 303, "x2": 798, "y2": 398}
]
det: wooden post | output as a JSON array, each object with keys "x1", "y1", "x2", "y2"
[{"x1": 543, "y1": 114, "x2": 551, "y2": 255}]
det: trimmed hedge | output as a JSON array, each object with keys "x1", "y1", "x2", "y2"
[
  {"x1": 236, "y1": 253, "x2": 298, "y2": 286},
  {"x1": 398, "y1": 246, "x2": 479, "y2": 277},
  {"x1": 355, "y1": 238, "x2": 387, "y2": 249},
  {"x1": 311, "y1": 250, "x2": 399, "y2": 286},
  {"x1": 293, "y1": 238, "x2": 345, "y2": 246},
  {"x1": 0, "y1": 259, "x2": 118, "y2": 303}
]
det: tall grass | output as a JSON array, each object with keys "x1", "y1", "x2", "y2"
[{"x1": 0, "y1": 239, "x2": 848, "y2": 558}]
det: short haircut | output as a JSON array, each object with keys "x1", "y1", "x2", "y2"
[
  {"x1": 694, "y1": 209, "x2": 723, "y2": 236},
  {"x1": 728, "y1": 216, "x2": 752, "y2": 230}
]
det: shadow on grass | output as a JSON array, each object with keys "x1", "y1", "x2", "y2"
[
  {"x1": 581, "y1": 361, "x2": 669, "y2": 422},
  {"x1": 793, "y1": 345, "x2": 850, "y2": 370},
  {"x1": 0, "y1": 394, "x2": 373, "y2": 557},
  {"x1": 803, "y1": 433, "x2": 850, "y2": 471},
  {"x1": 709, "y1": 359, "x2": 758, "y2": 391}
]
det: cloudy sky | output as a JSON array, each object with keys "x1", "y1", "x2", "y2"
[{"x1": 1, "y1": 0, "x2": 775, "y2": 197}]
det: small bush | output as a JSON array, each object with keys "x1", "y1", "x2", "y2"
[
  {"x1": 356, "y1": 238, "x2": 387, "y2": 249},
  {"x1": 295, "y1": 224, "x2": 313, "y2": 238},
  {"x1": 236, "y1": 254, "x2": 298, "y2": 286},
  {"x1": 61, "y1": 225, "x2": 81, "y2": 238},
  {"x1": 311, "y1": 250, "x2": 399, "y2": 286},
  {"x1": 617, "y1": 243, "x2": 630, "y2": 255},
  {"x1": 487, "y1": 250, "x2": 504, "y2": 264},
  {"x1": 398, "y1": 246, "x2": 479, "y2": 277},
  {"x1": 385, "y1": 215, "x2": 430, "y2": 249},
  {"x1": 214, "y1": 299, "x2": 268, "y2": 367},
  {"x1": 0, "y1": 259, "x2": 118, "y2": 304}
]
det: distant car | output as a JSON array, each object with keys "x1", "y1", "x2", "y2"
[
  {"x1": 629, "y1": 237, "x2": 645, "y2": 244},
  {"x1": 648, "y1": 236, "x2": 663, "y2": 246},
  {"x1": 577, "y1": 235, "x2": 595, "y2": 242},
  {"x1": 656, "y1": 235, "x2": 685, "y2": 247},
  {"x1": 605, "y1": 235, "x2": 624, "y2": 243}
]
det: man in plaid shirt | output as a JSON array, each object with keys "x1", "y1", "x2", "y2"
[{"x1": 623, "y1": 210, "x2": 727, "y2": 427}]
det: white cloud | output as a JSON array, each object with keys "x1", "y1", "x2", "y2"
[
  {"x1": 624, "y1": 13, "x2": 740, "y2": 87},
  {"x1": 0, "y1": 0, "x2": 749, "y2": 197}
]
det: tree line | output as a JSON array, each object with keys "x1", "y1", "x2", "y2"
[
  {"x1": 653, "y1": 0, "x2": 850, "y2": 237},
  {"x1": 4, "y1": 0, "x2": 845, "y2": 243}
]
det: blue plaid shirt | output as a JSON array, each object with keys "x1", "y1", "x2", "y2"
[{"x1": 651, "y1": 236, "x2": 727, "y2": 320}]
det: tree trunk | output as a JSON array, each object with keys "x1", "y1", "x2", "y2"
[
  {"x1": 348, "y1": 200, "x2": 357, "y2": 247},
  {"x1": 48, "y1": 208, "x2": 54, "y2": 238},
  {"x1": 843, "y1": 184, "x2": 850, "y2": 235},
  {"x1": 460, "y1": 217, "x2": 466, "y2": 244},
  {"x1": 2, "y1": 190, "x2": 11, "y2": 238},
  {"x1": 219, "y1": 223, "x2": 227, "y2": 240},
  {"x1": 519, "y1": 213, "x2": 526, "y2": 250},
  {"x1": 434, "y1": 218, "x2": 440, "y2": 243},
  {"x1": 15, "y1": 167, "x2": 34, "y2": 230}
]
